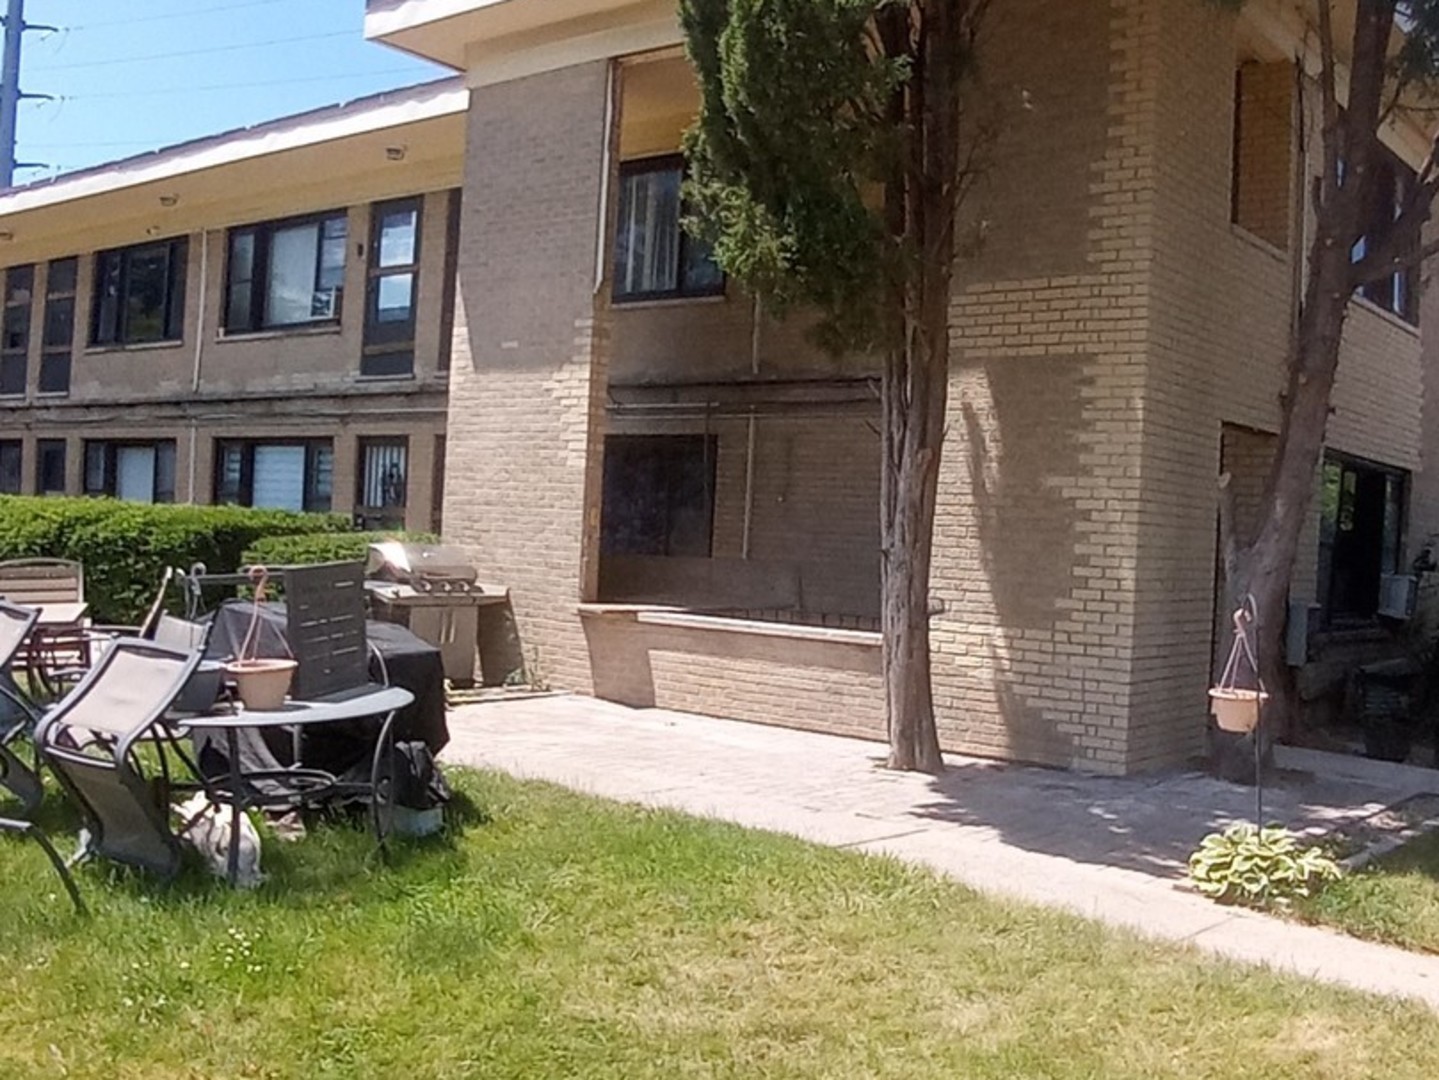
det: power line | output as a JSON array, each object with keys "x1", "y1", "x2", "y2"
[
  {"x1": 72, "y1": 0, "x2": 293, "y2": 32},
  {"x1": 27, "y1": 29, "x2": 354, "y2": 73},
  {"x1": 56, "y1": 67, "x2": 426, "y2": 101}
]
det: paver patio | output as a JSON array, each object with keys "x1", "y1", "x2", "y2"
[{"x1": 445, "y1": 694, "x2": 1439, "y2": 1008}]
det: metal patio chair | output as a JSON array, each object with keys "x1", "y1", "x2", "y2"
[
  {"x1": 0, "y1": 558, "x2": 85, "y2": 608},
  {"x1": 36, "y1": 639, "x2": 201, "y2": 878},
  {"x1": 0, "y1": 600, "x2": 44, "y2": 813}
]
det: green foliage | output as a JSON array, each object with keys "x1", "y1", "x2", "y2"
[
  {"x1": 1189, "y1": 824, "x2": 1342, "y2": 908},
  {"x1": 241, "y1": 531, "x2": 437, "y2": 570},
  {"x1": 0, "y1": 496, "x2": 350, "y2": 624},
  {"x1": 680, "y1": 0, "x2": 909, "y2": 352}
]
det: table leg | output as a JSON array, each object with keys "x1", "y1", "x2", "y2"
[{"x1": 225, "y1": 728, "x2": 242, "y2": 888}]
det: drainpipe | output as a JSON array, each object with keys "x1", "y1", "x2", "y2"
[
  {"x1": 191, "y1": 229, "x2": 208, "y2": 393},
  {"x1": 187, "y1": 229, "x2": 210, "y2": 504},
  {"x1": 741, "y1": 294, "x2": 762, "y2": 559},
  {"x1": 593, "y1": 62, "x2": 617, "y2": 296}
]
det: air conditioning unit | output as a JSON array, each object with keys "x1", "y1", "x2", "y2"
[{"x1": 1378, "y1": 573, "x2": 1417, "y2": 620}]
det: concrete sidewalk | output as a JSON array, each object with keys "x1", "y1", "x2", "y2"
[{"x1": 443, "y1": 694, "x2": 1439, "y2": 1008}]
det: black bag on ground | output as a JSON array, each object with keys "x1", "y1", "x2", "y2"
[{"x1": 393, "y1": 741, "x2": 452, "y2": 810}]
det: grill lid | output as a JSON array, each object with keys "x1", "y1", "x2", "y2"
[{"x1": 366, "y1": 542, "x2": 479, "y2": 587}]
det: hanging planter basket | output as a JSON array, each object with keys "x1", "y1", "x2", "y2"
[
  {"x1": 224, "y1": 566, "x2": 296, "y2": 712},
  {"x1": 1211, "y1": 599, "x2": 1267, "y2": 735},
  {"x1": 1208, "y1": 687, "x2": 1268, "y2": 734}
]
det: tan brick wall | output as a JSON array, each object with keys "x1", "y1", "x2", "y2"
[
  {"x1": 583, "y1": 612, "x2": 884, "y2": 741},
  {"x1": 444, "y1": 63, "x2": 615, "y2": 692},
  {"x1": 440, "y1": 0, "x2": 1438, "y2": 775},
  {"x1": 1128, "y1": 0, "x2": 1426, "y2": 770}
]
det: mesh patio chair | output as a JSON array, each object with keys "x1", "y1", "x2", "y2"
[
  {"x1": 36, "y1": 639, "x2": 201, "y2": 878},
  {"x1": 0, "y1": 601, "x2": 44, "y2": 813}
]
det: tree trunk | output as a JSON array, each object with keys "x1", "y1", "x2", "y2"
[
  {"x1": 1216, "y1": 213, "x2": 1356, "y2": 779},
  {"x1": 881, "y1": 342, "x2": 947, "y2": 774},
  {"x1": 877, "y1": 1, "x2": 966, "y2": 775}
]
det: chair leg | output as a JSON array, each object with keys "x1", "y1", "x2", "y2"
[
  {"x1": 0, "y1": 743, "x2": 43, "y2": 816},
  {"x1": 0, "y1": 817, "x2": 86, "y2": 915}
]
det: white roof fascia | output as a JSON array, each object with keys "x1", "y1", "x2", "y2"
[{"x1": 0, "y1": 81, "x2": 468, "y2": 217}]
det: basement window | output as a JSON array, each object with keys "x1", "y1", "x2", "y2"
[
  {"x1": 84, "y1": 440, "x2": 177, "y2": 504},
  {"x1": 0, "y1": 441, "x2": 20, "y2": 494},
  {"x1": 1317, "y1": 453, "x2": 1407, "y2": 623},
  {"x1": 226, "y1": 211, "x2": 348, "y2": 333},
  {"x1": 36, "y1": 439, "x2": 66, "y2": 496},
  {"x1": 355, "y1": 436, "x2": 409, "y2": 529},
  {"x1": 92, "y1": 238, "x2": 188, "y2": 346},
  {"x1": 214, "y1": 439, "x2": 333, "y2": 513},
  {"x1": 601, "y1": 435, "x2": 716, "y2": 557},
  {"x1": 613, "y1": 156, "x2": 725, "y2": 302}
]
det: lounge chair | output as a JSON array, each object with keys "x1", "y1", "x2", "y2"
[
  {"x1": 0, "y1": 600, "x2": 44, "y2": 813},
  {"x1": 36, "y1": 639, "x2": 201, "y2": 878}
]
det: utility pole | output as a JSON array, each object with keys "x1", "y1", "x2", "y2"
[{"x1": 0, "y1": 0, "x2": 55, "y2": 189}]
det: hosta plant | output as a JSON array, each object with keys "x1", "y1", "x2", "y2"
[{"x1": 1188, "y1": 824, "x2": 1342, "y2": 908}]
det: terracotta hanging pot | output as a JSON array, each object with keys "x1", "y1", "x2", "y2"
[{"x1": 1208, "y1": 687, "x2": 1267, "y2": 734}]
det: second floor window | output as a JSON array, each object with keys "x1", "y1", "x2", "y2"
[
  {"x1": 92, "y1": 238, "x2": 188, "y2": 346},
  {"x1": 613, "y1": 156, "x2": 724, "y2": 302},
  {"x1": 1349, "y1": 149, "x2": 1418, "y2": 325},
  {"x1": 362, "y1": 198, "x2": 421, "y2": 377},
  {"x1": 226, "y1": 211, "x2": 348, "y2": 333},
  {"x1": 40, "y1": 257, "x2": 77, "y2": 395},
  {"x1": 1, "y1": 265, "x2": 32, "y2": 396}
]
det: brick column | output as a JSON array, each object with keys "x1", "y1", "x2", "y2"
[{"x1": 444, "y1": 61, "x2": 614, "y2": 692}]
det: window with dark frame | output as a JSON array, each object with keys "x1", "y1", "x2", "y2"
[
  {"x1": 83, "y1": 440, "x2": 177, "y2": 504},
  {"x1": 225, "y1": 211, "x2": 348, "y2": 334},
  {"x1": 0, "y1": 440, "x2": 20, "y2": 494},
  {"x1": 355, "y1": 437, "x2": 409, "y2": 528},
  {"x1": 91, "y1": 238, "x2": 188, "y2": 346},
  {"x1": 613, "y1": 156, "x2": 724, "y2": 303},
  {"x1": 40, "y1": 257, "x2": 77, "y2": 395},
  {"x1": 1317, "y1": 453, "x2": 1408, "y2": 623},
  {"x1": 362, "y1": 197, "x2": 422, "y2": 377},
  {"x1": 601, "y1": 435, "x2": 717, "y2": 558},
  {"x1": 1, "y1": 264, "x2": 34, "y2": 397},
  {"x1": 1229, "y1": 60, "x2": 1293, "y2": 250},
  {"x1": 36, "y1": 439, "x2": 66, "y2": 495},
  {"x1": 213, "y1": 439, "x2": 333, "y2": 513},
  {"x1": 431, "y1": 434, "x2": 446, "y2": 535},
  {"x1": 1350, "y1": 147, "x2": 1419, "y2": 325}
]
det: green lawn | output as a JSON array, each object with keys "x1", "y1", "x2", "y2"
[
  {"x1": 1299, "y1": 829, "x2": 1439, "y2": 955},
  {"x1": 4, "y1": 771, "x2": 1439, "y2": 1079}
]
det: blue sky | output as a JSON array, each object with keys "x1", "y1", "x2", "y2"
[{"x1": 11, "y1": 1, "x2": 448, "y2": 182}]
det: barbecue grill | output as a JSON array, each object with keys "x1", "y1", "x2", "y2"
[{"x1": 365, "y1": 543, "x2": 508, "y2": 688}]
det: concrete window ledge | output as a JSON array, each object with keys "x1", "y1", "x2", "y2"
[{"x1": 577, "y1": 603, "x2": 881, "y2": 648}]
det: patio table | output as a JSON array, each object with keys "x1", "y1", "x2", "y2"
[{"x1": 175, "y1": 685, "x2": 414, "y2": 886}]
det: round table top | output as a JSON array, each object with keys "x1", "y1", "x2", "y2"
[{"x1": 179, "y1": 685, "x2": 414, "y2": 729}]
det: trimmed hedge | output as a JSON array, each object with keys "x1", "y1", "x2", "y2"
[
  {"x1": 241, "y1": 531, "x2": 438, "y2": 570},
  {"x1": 0, "y1": 496, "x2": 352, "y2": 624}
]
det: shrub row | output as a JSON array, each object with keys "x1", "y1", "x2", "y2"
[
  {"x1": 0, "y1": 496, "x2": 353, "y2": 624},
  {"x1": 241, "y1": 530, "x2": 438, "y2": 570}
]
